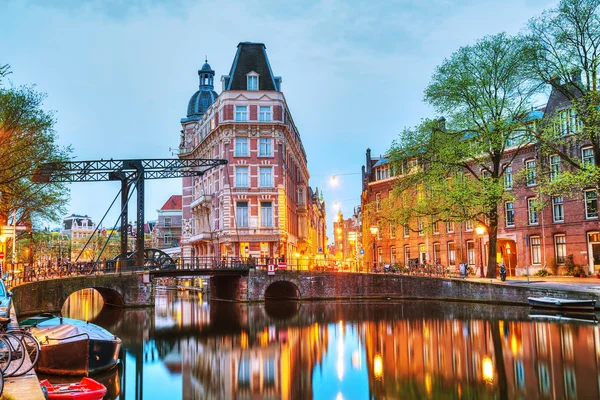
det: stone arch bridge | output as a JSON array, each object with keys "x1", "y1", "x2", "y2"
[{"x1": 10, "y1": 269, "x2": 600, "y2": 316}]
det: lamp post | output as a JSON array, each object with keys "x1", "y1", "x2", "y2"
[
  {"x1": 369, "y1": 226, "x2": 378, "y2": 271},
  {"x1": 475, "y1": 226, "x2": 486, "y2": 278},
  {"x1": 294, "y1": 252, "x2": 300, "y2": 271}
]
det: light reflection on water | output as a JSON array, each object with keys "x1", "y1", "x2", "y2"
[{"x1": 61, "y1": 289, "x2": 600, "y2": 400}]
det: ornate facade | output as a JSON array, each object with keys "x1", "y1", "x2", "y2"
[{"x1": 179, "y1": 43, "x2": 325, "y2": 262}]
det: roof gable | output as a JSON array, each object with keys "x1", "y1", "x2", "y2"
[{"x1": 161, "y1": 195, "x2": 182, "y2": 210}]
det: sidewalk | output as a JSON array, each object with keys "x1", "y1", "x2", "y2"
[
  {"x1": 2, "y1": 305, "x2": 46, "y2": 400},
  {"x1": 464, "y1": 275, "x2": 600, "y2": 295}
]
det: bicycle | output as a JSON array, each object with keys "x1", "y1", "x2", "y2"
[{"x1": 0, "y1": 317, "x2": 41, "y2": 377}]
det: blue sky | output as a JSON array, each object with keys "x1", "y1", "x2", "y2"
[{"x1": 1, "y1": 0, "x2": 555, "y2": 239}]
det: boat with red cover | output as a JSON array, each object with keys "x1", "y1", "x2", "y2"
[{"x1": 40, "y1": 377, "x2": 107, "y2": 400}]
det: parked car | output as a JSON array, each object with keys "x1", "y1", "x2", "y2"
[{"x1": 0, "y1": 279, "x2": 12, "y2": 318}]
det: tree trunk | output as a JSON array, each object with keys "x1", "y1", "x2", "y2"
[
  {"x1": 486, "y1": 210, "x2": 499, "y2": 278},
  {"x1": 491, "y1": 320, "x2": 508, "y2": 399}
]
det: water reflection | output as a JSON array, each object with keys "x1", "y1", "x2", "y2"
[{"x1": 61, "y1": 289, "x2": 600, "y2": 399}]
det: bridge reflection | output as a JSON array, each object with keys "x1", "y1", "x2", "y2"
[{"x1": 63, "y1": 290, "x2": 600, "y2": 400}]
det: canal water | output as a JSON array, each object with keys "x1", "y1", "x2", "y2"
[{"x1": 60, "y1": 289, "x2": 600, "y2": 399}]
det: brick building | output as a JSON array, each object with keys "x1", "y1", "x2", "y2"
[
  {"x1": 179, "y1": 43, "x2": 326, "y2": 263},
  {"x1": 361, "y1": 83, "x2": 600, "y2": 276},
  {"x1": 332, "y1": 211, "x2": 360, "y2": 266},
  {"x1": 153, "y1": 195, "x2": 183, "y2": 249}
]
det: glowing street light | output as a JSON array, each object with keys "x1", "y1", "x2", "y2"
[
  {"x1": 373, "y1": 354, "x2": 383, "y2": 379},
  {"x1": 330, "y1": 175, "x2": 339, "y2": 187},
  {"x1": 333, "y1": 201, "x2": 340, "y2": 210}
]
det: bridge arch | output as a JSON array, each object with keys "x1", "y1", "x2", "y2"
[
  {"x1": 11, "y1": 275, "x2": 152, "y2": 316},
  {"x1": 264, "y1": 280, "x2": 301, "y2": 300}
]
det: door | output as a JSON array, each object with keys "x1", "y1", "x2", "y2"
[{"x1": 589, "y1": 232, "x2": 600, "y2": 273}]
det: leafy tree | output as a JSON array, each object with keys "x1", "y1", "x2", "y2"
[
  {"x1": 387, "y1": 33, "x2": 540, "y2": 277},
  {"x1": 524, "y1": 0, "x2": 600, "y2": 193},
  {"x1": 0, "y1": 65, "x2": 71, "y2": 230}
]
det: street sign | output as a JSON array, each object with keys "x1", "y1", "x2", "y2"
[
  {"x1": 267, "y1": 264, "x2": 275, "y2": 276},
  {"x1": 0, "y1": 252, "x2": 4, "y2": 260}
]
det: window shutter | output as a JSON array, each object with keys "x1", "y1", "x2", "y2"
[
  {"x1": 225, "y1": 104, "x2": 234, "y2": 120},
  {"x1": 273, "y1": 105, "x2": 282, "y2": 121},
  {"x1": 250, "y1": 105, "x2": 258, "y2": 121}
]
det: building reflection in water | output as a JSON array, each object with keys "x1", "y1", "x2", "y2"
[{"x1": 62, "y1": 290, "x2": 600, "y2": 400}]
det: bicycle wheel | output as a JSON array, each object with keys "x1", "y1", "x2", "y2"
[
  {"x1": 0, "y1": 369, "x2": 4, "y2": 396},
  {"x1": 7, "y1": 330, "x2": 40, "y2": 376},
  {"x1": 0, "y1": 336, "x2": 13, "y2": 374},
  {"x1": 2, "y1": 332, "x2": 25, "y2": 377}
]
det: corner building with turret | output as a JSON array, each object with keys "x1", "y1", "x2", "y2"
[{"x1": 179, "y1": 43, "x2": 326, "y2": 263}]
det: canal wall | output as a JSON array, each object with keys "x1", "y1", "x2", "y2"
[
  {"x1": 244, "y1": 271, "x2": 600, "y2": 306},
  {"x1": 11, "y1": 273, "x2": 154, "y2": 316}
]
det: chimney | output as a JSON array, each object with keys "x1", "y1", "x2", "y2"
[{"x1": 365, "y1": 148, "x2": 372, "y2": 177}]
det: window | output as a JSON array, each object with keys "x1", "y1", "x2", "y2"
[
  {"x1": 560, "y1": 110, "x2": 568, "y2": 135},
  {"x1": 505, "y1": 202, "x2": 515, "y2": 227},
  {"x1": 526, "y1": 160, "x2": 536, "y2": 186},
  {"x1": 419, "y1": 244, "x2": 427, "y2": 264},
  {"x1": 467, "y1": 241, "x2": 475, "y2": 265},
  {"x1": 377, "y1": 224, "x2": 382, "y2": 240},
  {"x1": 448, "y1": 242, "x2": 456, "y2": 265},
  {"x1": 259, "y1": 167, "x2": 273, "y2": 187},
  {"x1": 164, "y1": 217, "x2": 172, "y2": 228},
  {"x1": 418, "y1": 218, "x2": 424, "y2": 235},
  {"x1": 446, "y1": 221, "x2": 454, "y2": 233},
  {"x1": 433, "y1": 243, "x2": 441, "y2": 265},
  {"x1": 247, "y1": 75, "x2": 258, "y2": 91},
  {"x1": 235, "y1": 166, "x2": 249, "y2": 187},
  {"x1": 236, "y1": 202, "x2": 249, "y2": 227},
  {"x1": 390, "y1": 247, "x2": 396, "y2": 264},
  {"x1": 528, "y1": 198, "x2": 539, "y2": 225},
  {"x1": 389, "y1": 223, "x2": 395, "y2": 239},
  {"x1": 164, "y1": 234, "x2": 173, "y2": 246},
  {"x1": 259, "y1": 138, "x2": 273, "y2": 156},
  {"x1": 297, "y1": 188, "x2": 304, "y2": 205},
  {"x1": 404, "y1": 245, "x2": 410, "y2": 266},
  {"x1": 465, "y1": 220, "x2": 473, "y2": 231},
  {"x1": 403, "y1": 224, "x2": 410, "y2": 237},
  {"x1": 235, "y1": 138, "x2": 249, "y2": 156},
  {"x1": 582, "y1": 147, "x2": 594, "y2": 167},
  {"x1": 585, "y1": 190, "x2": 598, "y2": 218},
  {"x1": 376, "y1": 193, "x2": 381, "y2": 211},
  {"x1": 377, "y1": 247, "x2": 383, "y2": 264},
  {"x1": 552, "y1": 196, "x2": 564, "y2": 222},
  {"x1": 261, "y1": 202, "x2": 273, "y2": 227},
  {"x1": 432, "y1": 221, "x2": 439, "y2": 234},
  {"x1": 554, "y1": 235, "x2": 566, "y2": 264},
  {"x1": 504, "y1": 165, "x2": 513, "y2": 189},
  {"x1": 530, "y1": 236, "x2": 541, "y2": 264},
  {"x1": 235, "y1": 106, "x2": 248, "y2": 121},
  {"x1": 550, "y1": 155, "x2": 561, "y2": 181},
  {"x1": 259, "y1": 106, "x2": 272, "y2": 122}
]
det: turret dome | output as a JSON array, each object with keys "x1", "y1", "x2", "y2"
[{"x1": 181, "y1": 58, "x2": 219, "y2": 123}]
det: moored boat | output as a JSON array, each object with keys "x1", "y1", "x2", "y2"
[
  {"x1": 31, "y1": 316, "x2": 121, "y2": 376},
  {"x1": 40, "y1": 377, "x2": 107, "y2": 400},
  {"x1": 528, "y1": 296, "x2": 597, "y2": 311}
]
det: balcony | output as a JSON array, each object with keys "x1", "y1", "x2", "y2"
[{"x1": 190, "y1": 193, "x2": 212, "y2": 209}]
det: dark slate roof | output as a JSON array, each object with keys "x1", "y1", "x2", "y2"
[
  {"x1": 225, "y1": 42, "x2": 278, "y2": 91},
  {"x1": 545, "y1": 81, "x2": 584, "y2": 115},
  {"x1": 373, "y1": 157, "x2": 389, "y2": 167},
  {"x1": 186, "y1": 90, "x2": 217, "y2": 120},
  {"x1": 182, "y1": 60, "x2": 219, "y2": 123}
]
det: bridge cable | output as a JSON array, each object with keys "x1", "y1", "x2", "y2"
[
  {"x1": 72, "y1": 186, "x2": 123, "y2": 264},
  {"x1": 90, "y1": 175, "x2": 141, "y2": 273}
]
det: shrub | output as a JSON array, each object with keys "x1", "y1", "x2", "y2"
[
  {"x1": 534, "y1": 269, "x2": 549, "y2": 277},
  {"x1": 565, "y1": 254, "x2": 586, "y2": 277}
]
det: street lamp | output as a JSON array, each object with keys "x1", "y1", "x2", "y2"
[
  {"x1": 475, "y1": 226, "x2": 486, "y2": 278},
  {"x1": 294, "y1": 252, "x2": 300, "y2": 271}
]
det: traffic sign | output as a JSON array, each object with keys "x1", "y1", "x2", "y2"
[{"x1": 0, "y1": 252, "x2": 4, "y2": 260}]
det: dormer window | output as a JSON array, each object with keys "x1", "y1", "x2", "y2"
[{"x1": 247, "y1": 72, "x2": 259, "y2": 91}]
